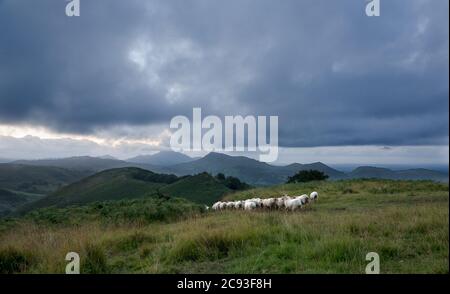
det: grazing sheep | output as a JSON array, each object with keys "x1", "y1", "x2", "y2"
[
  {"x1": 284, "y1": 198, "x2": 303, "y2": 211},
  {"x1": 234, "y1": 200, "x2": 244, "y2": 209},
  {"x1": 244, "y1": 200, "x2": 257, "y2": 211},
  {"x1": 219, "y1": 202, "x2": 227, "y2": 210},
  {"x1": 226, "y1": 202, "x2": 236, "y2": 209},
  {"x1": 212, "y1": 202, "x2": 222, "y2": 211},
  {"x1": 276, "y1": 196, "x2": 290, "y2": 209},
  {"x1": 295, "y1": 194, "x2": 310, "y2": 206},
  {"x1": 212, "y1": 191, "x2": 319, "y2": 213},
  {"x1": 262, "y1": 198, "x2": 276, "y2": 209}
]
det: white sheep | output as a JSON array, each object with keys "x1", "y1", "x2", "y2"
[
  {"x1": 212, "y1": 201, "x2": 222, "y2": 211},
  {"x1": 284, "y1": 198, "x2": 303, "y2": 211},
  {"x1": 234, "y1": 200, "x2": 244, "y2": 209},
  {"x1": 226, "y1": 202, "x2": 236, "y2": 209},
  {"x1": 244, "y1": 200, "x2": 257, "y2": 211},
  {"x1": 219, "y1": 202, "x2": 227, "y2": 210},
  {"x1": 275, "y1": 196, "x2": 290, "y2": 209},
  {"x1": 262, "y1": 198, "x2": 276, "y2": 209},
  {"x1": 310, "y1": 191, "x2": 319, "y2": 202},
  {"x1": 295, "y1": 194, "x2": 310, "y2": 206}
]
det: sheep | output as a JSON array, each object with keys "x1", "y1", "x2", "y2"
[
  {"x1": 226, "y1": 202, "x2": 236, "y2": 210},
  {"x1": 262, "y1": 198, "x2": 276, "y2": 209},
  {"x1": 219, "y1": 202, "x2": 227, "y2": 210},
  {"x1": 275, "y1": 196, "x2": 290, "y2": 209},
  {"x1": 212, "y1": 191, "x2": 319, "y2": 213},
  {"x1": 234, "y1": 200, "x2": 244, "y2": 209},
  {"x1": 244, "y1": 200, "x2": 257, "y2": 211},
  {"x1": 310, "y1": 191, "x2": 319, "y2": 202},
  {"x1": 284, "y1": 198, "x2": 303, "y2": 211},
  {"x1": 295, "y1": 194, "x2": 310, "y2": 206},
  {"x1": 212, "y1": 201, "x2": 222, "y2": 211}
]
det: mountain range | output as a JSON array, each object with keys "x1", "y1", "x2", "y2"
[
  {"x1": 1, "y1": 151, "x2": 448, "y2": 216},
  {"x1": 8, "y1": 151, "x2": 449, "y2": 185}
]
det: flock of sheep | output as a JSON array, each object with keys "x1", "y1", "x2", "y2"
[{"x1": 211, "y1": 191, "x2": 319, "y2": 211}]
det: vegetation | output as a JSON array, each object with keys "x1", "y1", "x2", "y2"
[
  {"x1": 215, "y1": 173, "x2": 251, "y2": 191},
  {"x1": 0, "y1": 179, "x2": 447, "y2": 274},
  {"x1": 287, "y1": 170, "x2": 329, "y2": 183},
  {"x1": 16, "y1": 168, "x2": 234, "y2": 214}
]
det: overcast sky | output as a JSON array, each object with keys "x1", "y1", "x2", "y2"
[{"x1": 0, "y1": 0, "x2": 448, "y2": 165}]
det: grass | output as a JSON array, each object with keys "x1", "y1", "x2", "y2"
[{"x1": 0, "y1": 179, "x2": 448, "y2": 274}]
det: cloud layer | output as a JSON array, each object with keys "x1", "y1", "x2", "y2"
[{"x1": 0, "y1": 0, "x2": 448, "y2": 148}]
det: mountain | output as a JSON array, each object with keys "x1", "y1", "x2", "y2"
[
  {"x1": 12, "y1": 156, "x2": 132, "y2": 173},
  {"x1": 98, "y1": 155, "x2": 118, "y2": 160},
  {"x1": 161, "y1": 152, "x2": 346, "y2": 185},
  {"x1": 349, "y1": 166, "x2": 448, "y2": 182},
  {"x1": 283, "y1": 162, "x2": 348, "y2": 179},
  {"x1": 0, "y1": 158, "x2": 12, "y2": 163},
  {"x1": 0, "y1": 163, "x2": 86, "y2": 194},
  {"x1": 16, "y1": 168, "x2": 233, "y2": 214},
  {"x1": 127, "y1": 151, "x2": 195, "y2": 166}
]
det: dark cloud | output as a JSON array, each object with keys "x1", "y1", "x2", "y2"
[{"x1": 0, "y1": 0, "x2": 448, "y2": 146}]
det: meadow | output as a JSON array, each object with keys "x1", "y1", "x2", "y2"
[{"x1": 0, "y1": 179, "x2": 448, "y2": 274}]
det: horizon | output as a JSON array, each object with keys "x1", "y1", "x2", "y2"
[{"x1": 1, "y1": 150, "x2": 448, "y2": 174}]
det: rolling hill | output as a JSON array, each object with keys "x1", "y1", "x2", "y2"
[
  {"x1": 0, "y1": 164, "x2": 86, "y2": 194},
  {"x1": 12, "y1": 156, "x2": 132, "y2": 173},
  {"x1": 0, "y1": 188, "x2": 44, "y2": 216},
  {"x1": 16, "y1": 168, "x2": 234, "y2": 214},
  {"x1": 160, "y1": 152, "x2": 347, "y2": 185},
  {"x1": 160, "y1": 172, "x2": 231, "y2": 205},
  {"x1": 349, "y1": 166, "x2": 448, "y2": 182}
]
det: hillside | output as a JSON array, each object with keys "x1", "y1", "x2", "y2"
[
  {"x1": 0, "y1": 179, "x2": 447, "y2": 274},
  {"x1": 16, "y1": 168, "x2": 173, "y2": 213},
  {"x1": 0, "y1": 189, "x2": 44, "y2": 217},
  {"x1": 0, "y1": 164, "x2": 86, "y2": 194},
  {"x1": 160, "y1": 172, "x2": 231, "y2": 205},
  {"x1": 15, "y1": 168, "x2": 234, "y2": 214}
]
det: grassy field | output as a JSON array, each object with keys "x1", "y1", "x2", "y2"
[{"x1": 0, "y1": 179, "x2": 448, "y2": 274}]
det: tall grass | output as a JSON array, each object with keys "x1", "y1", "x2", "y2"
[{"x1": 0, "y1": 180, "x2": 448, "y2": 274}]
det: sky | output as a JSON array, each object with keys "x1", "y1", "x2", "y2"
[{"x1": 0, "y1": 0, "x2": 448, "y2": 165}]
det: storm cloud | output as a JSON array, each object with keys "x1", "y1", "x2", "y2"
[{"x1": 0, "y1": 0, "x2": 448, "y2": 147}]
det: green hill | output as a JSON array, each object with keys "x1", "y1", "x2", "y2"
[
  {"x1": 0, "y1": 164, "x2": 86, "y2": 194},
  {"x1": 17, "y1": 168, "x2": 173, "y2": 213},
  {"x1": 16, "y1": 168, "x2": 234, "y2": 214},
  {"x1": 0, "y1": 188, "x2": 44, "y2": 217},
  {"x1": 160, "y1": 172, "x2": 231, "y2": 205}
]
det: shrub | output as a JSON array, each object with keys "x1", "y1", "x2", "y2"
[
  {"x1": 0, "y1": 247, "x2": 34, "y2": 274},
  {"x1": 82, "y1": 244, "x2": 109, "y2": 274},
  {"x1": 287, "y1": 170, "x2": 329, "y2": 183}
]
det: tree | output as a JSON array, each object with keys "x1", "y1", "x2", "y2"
[
  {"x1": 286, "y1": 170, "x2": 329, "y2": 183},
  {"x1": 216, "y1": 173, "x2": 226, "y2": 181}
]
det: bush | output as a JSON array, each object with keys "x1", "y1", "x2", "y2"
[
  {"x1": 82, "y1": 244, "x2": 109, "y2": 274},
  {"x1": 287, "y1": 170, "x2": 329, "y2": 183},
  {"x1": 0, "y1": 247, "x2": 34, "y2": 274}
]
